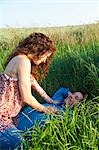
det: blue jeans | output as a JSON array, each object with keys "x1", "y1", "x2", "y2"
[
  {"x1": 0, "y1": 87, "x2": 70, "y2": 149},
  {"x1": 0, "y1": 127, "x2": 22, "y2": 150}
]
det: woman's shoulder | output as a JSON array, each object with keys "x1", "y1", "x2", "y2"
[
  {"x1": 16, "y1": 55, "x2": 31, "y2": 75},
  {"x1": 7, "y1": 54, "x2": 30, "y2": 65},
  {"x1": 11, "y1": 55, "x2": 30, "y2": 69},
  {"x1": 5, "y1": 55, "x2": 31, "y2": 78},
  {"x1": 17, "y1": 55, "x2": 31, "y2": 66},
  {"x1": 16, "y1": 55, "x2": 30, "y2": 62}
]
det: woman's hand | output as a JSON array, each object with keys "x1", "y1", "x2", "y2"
[{"x1": 43, "y1": 106, "x2": 59, "y2": 114}]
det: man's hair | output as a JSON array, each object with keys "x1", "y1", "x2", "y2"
[{"x1": 78, "y1": 90, "x2": 87, "y2": 100}]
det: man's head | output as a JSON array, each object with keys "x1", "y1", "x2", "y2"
[{"x1": 64, "y1": 91, "x2": 84, "y2": 107}]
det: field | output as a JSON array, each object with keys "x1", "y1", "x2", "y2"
[{"x1": 0, "y1": 23, "x2": 99, "y2": 150}]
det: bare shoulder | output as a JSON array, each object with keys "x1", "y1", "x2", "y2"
[
  {"x1": 16, "y1": 55, "x2": 31, "y2": 71},
  {"x1": 17, "y1": 55, "x2": 31, "y2": 75},
  {"x1": 17, "y1": 55, "x2": 30, "y2": 64},
  {"x1": 4, "y1": 55, "x2": 30, "y2": 78}
]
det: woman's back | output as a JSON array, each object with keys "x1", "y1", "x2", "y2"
[
  {"x1": 4, "y1": 55, "x2": 28, "y2": 79},
  {"x1": 0, "y1": 55, "x2": 27, "y2": 131}
]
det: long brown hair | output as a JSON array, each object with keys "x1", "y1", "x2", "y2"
[{"x1": 5, "y1": 33, "x2": 56, "y2": 81}]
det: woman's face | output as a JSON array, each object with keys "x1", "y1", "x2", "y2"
[
  {"x1": 64, "y1": 92, "x2": 84, "y2": 107},
  {"x1": 32, "y1": 52, "x2": 52, "y2": 65}
]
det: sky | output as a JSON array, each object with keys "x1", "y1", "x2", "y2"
[{"x1": 0, "y1": 0, "x2": 99, "y2": 28}]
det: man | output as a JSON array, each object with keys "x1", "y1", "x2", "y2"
[{"x1": 17, "y1": 87, "x2": 85, "y2": 132}]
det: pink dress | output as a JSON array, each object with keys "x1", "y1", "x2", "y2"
[{"x1": 0, "y1": 73, "x2": 24, "y2": 131}]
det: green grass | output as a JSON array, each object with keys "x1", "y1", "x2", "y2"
[
  {"x1": 0, "y1": 23, "x2": 99, "y2": 150},
  {"x1": 20, "y1": 100, "x2": 98, "y2": 150}
]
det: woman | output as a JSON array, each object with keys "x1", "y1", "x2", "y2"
[{"x1": 0, "y1": 33, "x2": 58, "y2": 149}]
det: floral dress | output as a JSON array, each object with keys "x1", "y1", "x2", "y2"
[{"x1": 0, "y1": 73, "x2": 24, "y2": 131}]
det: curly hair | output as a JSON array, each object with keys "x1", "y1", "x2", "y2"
[{"x1": 5, "y1": 33, "x2": 56, "y2": 81}]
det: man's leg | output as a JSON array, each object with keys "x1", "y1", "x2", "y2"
[
  {"x1": 0, "y1": 127, "x2": 22, "y2": 150},
  {"x1": 17, "y1": 106, "x2": 48, "y2": 131}
]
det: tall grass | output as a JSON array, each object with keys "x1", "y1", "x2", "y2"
[
  {"x1": 0, "y1": 23, "x2": 99, "y2": 150},
  {"x1": 21, "y1": 99, "x2": 98, "y2": 150}
]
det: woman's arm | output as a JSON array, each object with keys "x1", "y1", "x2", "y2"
[
  {"x1": 31, "y1": 76, "x2": 54, "y2": 104},
  {"x1": 17, "y1": 56, "x2": 58, "y2": 113}
]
